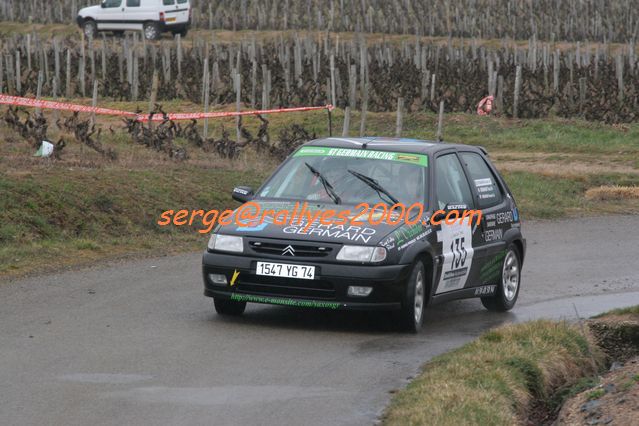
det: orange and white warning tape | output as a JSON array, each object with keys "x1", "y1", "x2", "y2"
[
  {"x1": 139, "y1": 105, "x2": 335, "y2": 122},
  {"x1": 0, "y1": 94, "x2": 137, "y2": 117},
  {"x1": 0, "y1": 94, "x2": 334, "y2": 122}
]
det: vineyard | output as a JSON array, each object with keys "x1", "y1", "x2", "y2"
[
  {"x1": 0, "y1": 1, "x2": 638, "y2": 165},
  {"x1": 3, "y1": 0, "x2": 639, "y2": 42},
  {"x1": 1, "y1": 31, "x2": 638, "y2": 122}
]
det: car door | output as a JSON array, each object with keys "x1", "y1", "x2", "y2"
[
  {"x1": 458, "y1": 151, "x2": 510, "y2": 288},
  {"x1": 96, "y1": 0, "x2": 125, "y2": 31},
  {"x1": 432, "y1": 152, "x2": 477, "y2": 295},
  {"x1": 121, "y1": 0, "x2": 147, "y2": 30}
]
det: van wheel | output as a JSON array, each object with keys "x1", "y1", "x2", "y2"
[
  {"x1": 481, "y1": 245, "x2": 521, "y2": 312},
  {"x1": 397, "y1": 260, "x2": 426, "y2": 333},
  {"x1": 143, "y1": 22, "x2": 160, "y2": 40},
  {"x1": 214, "y1": 297, "x2": 246, "y2": 316},
  {"x1": 82, "y1": 20, "x2": 97, "y2": 39}
]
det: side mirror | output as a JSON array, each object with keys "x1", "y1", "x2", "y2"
[
  {"x1": 232, "y1": 186, "x2": 254, "y2": 203},
  {"x1": 101, "y1": 1, "x2": 106, "y2": 8}
]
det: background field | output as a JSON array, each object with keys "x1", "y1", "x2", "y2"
[
  {"x1": 1, "y1": 2, "x2": 638, "y2": 278},
  {"x1": 4, "y1": 0, "x2": 639, "y2": 42},
  {"x1": 3, "y1": 104, "x2": 638, "y2": 278},
  {"x1": 1, "y1": 27, "x2": 638, "y2": 122}
]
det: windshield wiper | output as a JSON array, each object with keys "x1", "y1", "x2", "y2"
[
  {"x1": 305, "y1": 162, "x2": 341, "y2": 204},
  {"x1": 347, "y1": 169, "x2": 400, "y2": 205}
]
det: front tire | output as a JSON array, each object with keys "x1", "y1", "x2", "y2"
[
  {"x1": 214, "y1": 297, "x2": 246, "y2": 316},
  {"x1": 143, "y1": 22, "x2": 161, "y2": 40},
  {"x1": 481, "y1": 245, "x2": 521, "y2": 311},
  {"x1": 82, "y1": 20, "x2": 97, "y2": 39},
  {"x1": 398, "y1": 260, "x2": 427, "y2": 333}
]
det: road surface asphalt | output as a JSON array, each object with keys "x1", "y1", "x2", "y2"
[{"x1": 1, "y1": 215, "x2": 638, "y2": 426}]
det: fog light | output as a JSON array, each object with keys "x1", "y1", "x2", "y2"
[
  {"x1": 348, "y1": 286, "x2": 373, "y2": 297},
  {"x1": 209, "y1": 274, "x2": 228, "y2": 286}
]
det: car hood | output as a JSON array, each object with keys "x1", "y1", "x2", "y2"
[
  {"x1": 218, "y1": 200, "x2": 411, "y2": 246},
  {"x1": 78, "y1": 5, "x2": 101, "y2": 16}
]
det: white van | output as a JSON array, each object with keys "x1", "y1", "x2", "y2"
[{"x1": 77, "y1": 0, "x2": 191, "y2": 40}]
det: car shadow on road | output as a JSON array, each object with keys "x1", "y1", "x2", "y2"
[{"x1": 203, "y1": 299, "x2": 517, "y2": 335}]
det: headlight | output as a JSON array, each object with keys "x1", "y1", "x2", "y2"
[
  {"x1": 208, "y1": 234, "x2": 243, "y2": 253},
  {"x1": 336, "y1": 245, "x2": 387, "y2": 263}
]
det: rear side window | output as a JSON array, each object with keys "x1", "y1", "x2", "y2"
[
  {"x1": 177, "y1": 0, "x2": 188, "y2": 3},
  {"x1": 127, "y1": 0, "x2": 140, "y2": 6},
  {"x1": 460, "y1": 152, "x2": 503, "y2": 208},
  {"x1": 435, "y1": 153, "x2": 474, "y2": 210},
  {"x1": 163, "y1": 0, "x2": 175, "y2": 5}
]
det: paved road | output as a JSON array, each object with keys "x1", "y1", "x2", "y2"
[{"x1": 1, "y1": 216, "x2": 639, "y2": 426}]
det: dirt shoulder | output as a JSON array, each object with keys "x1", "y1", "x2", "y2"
[
  {"x1": 382, "y1": 308, "x2": 639, "y2": 425},
  {"x1": 552, "y1": 312, "x2": 639, "y2": 426},
  {"x1": 555, "y1": 357, "x2": 639, "y2": 426}
]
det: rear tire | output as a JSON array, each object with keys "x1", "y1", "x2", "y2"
[
  {"x1": 481, "y1": 244, "x2": 521, "y2": 312},
  {"x1": 143, "y1": 22, "x2": 161, "y2": 40},
  {"x1": 397, "y1": 260, "x2": 427, "y2": 333},
  {"x1": 214, "y1": 297, "x2": 246, "y2": 316},
  {"x1": 82, "y1": 20, "x2": 97, "y2": 39}
]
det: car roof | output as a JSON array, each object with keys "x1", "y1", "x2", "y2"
[{"x1": 304, "y1": 137, "x2": 486, "y2": 155}]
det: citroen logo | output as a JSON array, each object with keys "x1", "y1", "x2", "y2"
[{"x1": 282, "y1": 245, "x2": 295, "y2": 256}]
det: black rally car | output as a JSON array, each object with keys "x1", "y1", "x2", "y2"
[{"x1": 202, "y1": 137, "x2": 525, "y2": 332}]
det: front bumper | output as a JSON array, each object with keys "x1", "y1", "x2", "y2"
[{"x1": 202, "y1": 251, "x2": 411, "y2": 310}]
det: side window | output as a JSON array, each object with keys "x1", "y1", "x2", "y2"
[
  {"x1": 460, "y1": 152, "x2": 504, "y2": 209},
  {"x1": 177, "y1": 0, "x2": 188, "y2": 3},
  {"x1": 126, "y1": 0, "x2": 140, "y2": 6},
  {"x1": 435, "y1": 154, "x2": 474, "y2": 210},
  {"x1": 103, "y1": 0, "x2": 122, "y2": 7},
  {"x1": 163, "y1": 0, "x2": 175, "y2": 5}
]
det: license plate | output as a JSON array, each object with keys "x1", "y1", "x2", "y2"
[{"x1": 256, "y1": 262, "x2": 315, "y2": 280}]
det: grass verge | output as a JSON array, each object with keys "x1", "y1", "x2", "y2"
[
  {"x1": 0, "y1": 166, "x2": 266, "y2": 278},
  {"x1": 382, "y1": 320, "x2": 604, "y2": 425},
  {"x1": 593, "y1": 306, "x2": 639, "y2": 317},
  {"x1": 383, "y1": 306, "x2": 639, "y2": 425}
]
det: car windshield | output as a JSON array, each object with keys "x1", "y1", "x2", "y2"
[{"x1": 257, "y1": 146, "x2": 429, "y2": 206}]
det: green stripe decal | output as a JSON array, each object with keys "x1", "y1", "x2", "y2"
[
  {"x1": 231, "y1": 293, "x2": 341, "y2": 309},
  {"x1": 294, "y1": 146, "x2": 428, "y2": 167}
]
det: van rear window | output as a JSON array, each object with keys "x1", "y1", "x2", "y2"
[{"x1": 163, "y1": 0, "x2": 175, "y2": 5}]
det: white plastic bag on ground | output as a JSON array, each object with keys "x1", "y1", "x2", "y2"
[{"x1": 34, "y1": 141, "x2": 54, "y2": 158}]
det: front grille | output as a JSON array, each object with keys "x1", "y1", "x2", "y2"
[
  {"x1": 248, "y1": 241, "x2": 333, "y2": 258},
  {"x1": 237, "y1": 274, "x2": 336, "y2": 299}
]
